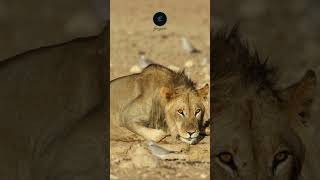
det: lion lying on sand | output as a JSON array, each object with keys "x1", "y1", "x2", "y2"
[{"x1": 110, "y1": 64, "x2": 209, "y2": 144}]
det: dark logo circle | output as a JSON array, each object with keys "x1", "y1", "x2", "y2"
[{"x1": 153, "y1": 12, "x2": 167, "y2": 26}]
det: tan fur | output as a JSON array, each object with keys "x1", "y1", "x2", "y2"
[
  {"x1": 110, "y1": 64, "x2": 209, "y2": 144},
  {"x1": 212, "y1": 27, "x2": 319, "y2": 180},
  {"x1": 0, "y1": 28, "x2": 107, "y2": 179}
]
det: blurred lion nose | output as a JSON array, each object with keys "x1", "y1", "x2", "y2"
[{"x1": 187, "y1": 131, "x2": 195, "y2": 137}]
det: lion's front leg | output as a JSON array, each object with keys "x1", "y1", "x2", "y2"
[
  {"x1": 165, "y1": 118, "x2": 179, "y2": 140},
  {"x1": 121, "y1": 101, "x2": 169, "y2": 142},
  {"x1": 126, "y1": 122, "x2": 168, "y2": 142}
]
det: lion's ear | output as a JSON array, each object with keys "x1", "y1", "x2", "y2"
[
  {"x1": 160, "y1": 87, "x2": 174, "y2": 101},
  {"x1": 197, "y1": 84, "x2": 209, "y2": 100},
  {"x1": 280, "y1": 70, "x2": 317, "y2": 126}
]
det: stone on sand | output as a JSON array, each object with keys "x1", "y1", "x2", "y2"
[
  {"x1": 138, "y1": 55, "x2": 154, "y2": 68},
  {"x1": 130, "y1": 65, "x2": 142, "y2": 73},
  {"x1": 181, "y1": 37, "x2": 197, "y2": 53},
  {"x1": 184, "y1": 60, "x2": 194, "y2": 68},
  {"x1": 168, "y1": 65, "x2": 180, "y2": 71},
  {"x1": 201, "y1": 57, "x2": 209, "y2": 66}
]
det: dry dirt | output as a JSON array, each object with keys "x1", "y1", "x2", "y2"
[
  {"x1": 110, "y1": 0, "x2": 210, "y2": 179},
  {"x1": 110, "y1": 133, "x2": 210, "y2": 180}
]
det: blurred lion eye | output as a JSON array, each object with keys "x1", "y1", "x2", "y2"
[
  {"x1": 217, "y1": 152, "x2": 233, "y2": 164},
  {"x1": 177, "y1": 109, "x2": 184, "y2": 115},
  {"x1": 195, "y1": 108, "x2": 201, "y2": 115},
  {"x1": 273, "y1": 150, "x2": 290, "y2": 173},
  {"x1": 216, "y1": 152, "x2": 238, "y2": 172},
  {"x1": 274, "y1": 151, "x2": 289, "y2": 163}
]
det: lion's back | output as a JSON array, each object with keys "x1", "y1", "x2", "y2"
[
  {"x1": 110, "y1": 64, "x2": 174, "y2": 129},
  {"x1": 110, "y1": 64, "x2": 175, "y2": 107}
]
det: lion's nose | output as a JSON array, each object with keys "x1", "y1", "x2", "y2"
[{"x1": 187, "y1": 131, "x2": 196, "y2": 137}]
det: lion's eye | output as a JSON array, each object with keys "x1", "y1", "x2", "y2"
[
  {"x1": 177, "y1": 109, "x2": 184, "y2": 115},
  {"x1": 216, "y1": 152, "x2": 237, "y2": 170},
  {"x1": 195, "y1": 108, "x2": 201, "y2": 115},
  {"x1": 217, "y1": 152, "x2": 233, "y2": 164},
  {"x1": 272, "y1": 150, "x2": 290, "y2": 174},
  {"x1": 273, "y1": 151, "x2": 289, "y2": 165}
]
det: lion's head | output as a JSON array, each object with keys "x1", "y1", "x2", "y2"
[
  {"x1": 212, "y1": 70, "x2": 316, "y2": 180},
  {"x1": 159, "y1": 84, "x2": 209, "y2": 144},
  {"x1": 211, "y1": 27, "x2": 318, "y2": 179}
]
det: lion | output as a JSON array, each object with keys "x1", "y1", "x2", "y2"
[
  {"x1": 211, "y1": 26, "x2": 319, "y2": 180},
  {"x1": 110, "y1": 64, "x2": 209, "y2": 144},
  {"x1": 0, "y1": 26, "x2": 107, "y2": 179}
]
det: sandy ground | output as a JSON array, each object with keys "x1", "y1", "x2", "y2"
[
  {"x1": 110, "y1": 0, "x2": 210, "y2": 179},
  {"x1": 110, "y1": 133, "x2": 210, "y2": 180}
]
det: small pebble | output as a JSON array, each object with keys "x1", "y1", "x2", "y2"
[
  {"x1": 130, "y1": 65, "x2": 142, "y2": 73},
  {"x1": 200, "y1": 173, "x2": 208, "y2": 179},
  {"x1": 201, "y1": 57, "x2": 209, "y2": 66},
  {"x1": 139, "y1": 55, "x2": 153, "y2": 68},
  {"x1": 176, "y1": 172, "x2": 182, "y2": 177},
  {"x1": 138, "y1": 51, "x2": 145, "y2": 55},
  {"x1": 147, "y1": 140, "x2": 173, "y2": 158},
  {"x1": 181, "y1": 37, "x2": 198, "y2": 53},
  {"x1": 110, "y1": 174, "x2": 119, "y2": 180},
  {"x1": 168, "y1": 65, "x2": 180, "y2": 71},
  {"x1": 118, "y1": 161, "x2": 134, "y2": 169},
  {"x1": 184, "y1": 60, "x2": 194, "y2": 68}
]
